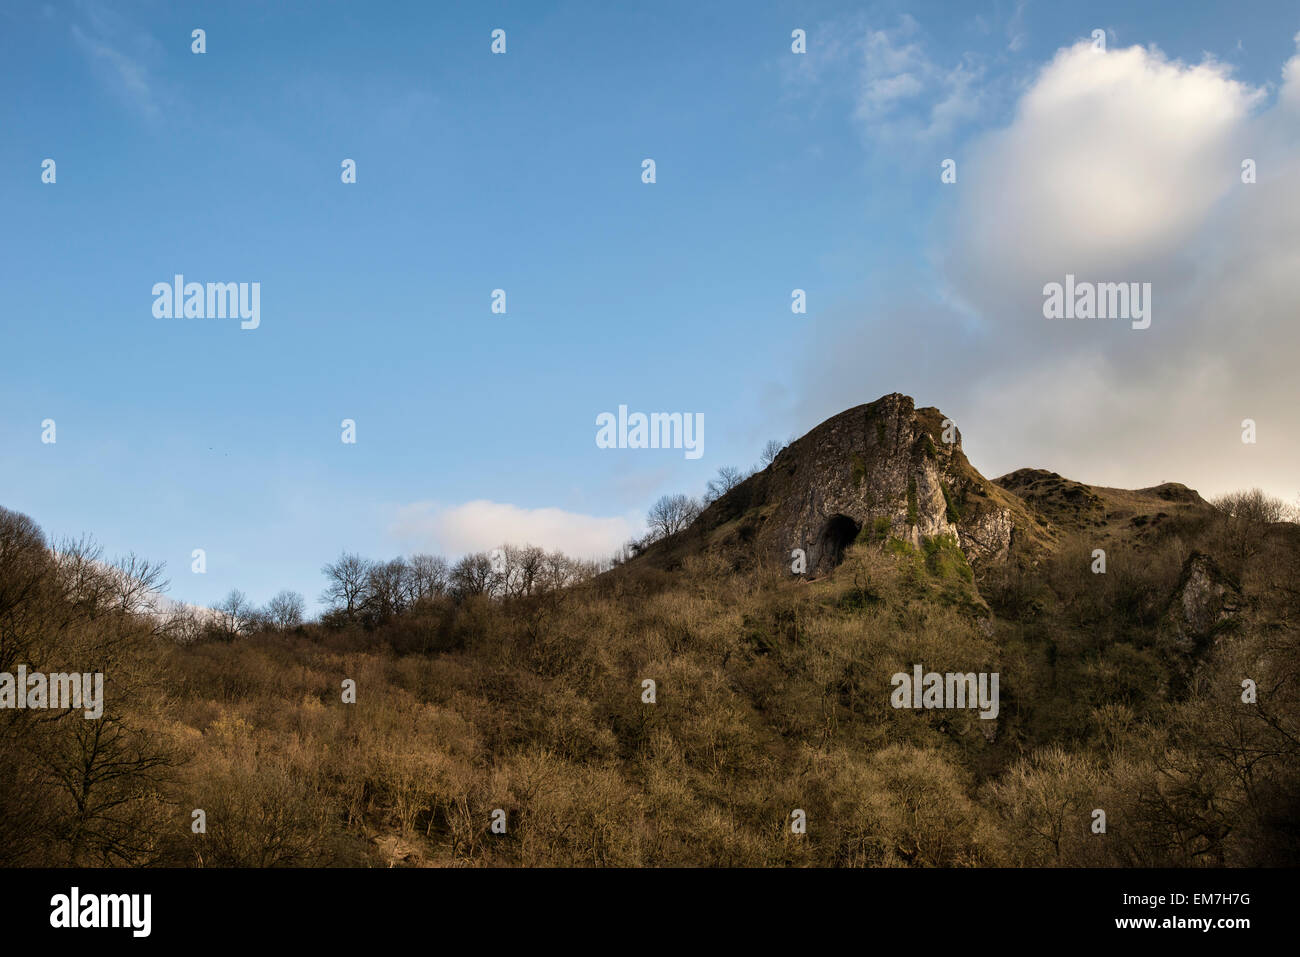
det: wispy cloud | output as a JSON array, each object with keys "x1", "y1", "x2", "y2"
[
  {"x1": 854, "y1": 15, "x2": 989, "y2": 142},
  {"x1": 1007, "y1": 0, "x2": 1029, "y2": 53},
  {"x1": 778, "y1": 13, "x2": 993, "y2": 147},
  {"x1": 388, "y1": 500, "x2": 641, "y2": 560},
  {"x1": 68, "y1": 1, "x2": 165, "y2": 118}
]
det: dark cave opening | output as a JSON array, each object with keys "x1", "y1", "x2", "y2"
[{"x1": 815, "y1": 513, "x2": 861, "y2": 573}]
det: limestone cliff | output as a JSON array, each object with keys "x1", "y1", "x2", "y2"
[{"x1": 658, "y1": 393, "x2": 1039, "y2": 575}]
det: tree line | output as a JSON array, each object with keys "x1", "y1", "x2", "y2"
[
  {"x1": 197, "y1": 435, "x2": 795, "y2": 629},
  {"x1": 190, "y1": 545, "x2": 602, "y2": 641}
]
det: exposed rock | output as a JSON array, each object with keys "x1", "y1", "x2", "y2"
[
  {"x1": 674, "y1": 393, "x2": 1040, "y2": 574},
  {"x1": 633, "y1": 393, "x2": 1221, "y2": 583},
  {"x1": 1167, "y1": 552, "x2": 1241, "y2": 655}
]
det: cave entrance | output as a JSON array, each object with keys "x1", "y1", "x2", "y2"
[{"x1": 815, "y1": 514, "x2": 861, "y2": 573}]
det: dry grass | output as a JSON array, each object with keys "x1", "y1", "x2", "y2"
[{"x1": 3, "y1": 501, "x2": 1298, "y2": 867}]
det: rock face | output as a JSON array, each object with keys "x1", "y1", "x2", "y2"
[
  {"x1": 688, "y1": 394, "x2": 1035, "y2": 575},
  {"x1": 634, "y1": 392, "x2": 1222, "y2": 586},
  {"x1": 1167, "y1": 552, "x2": 1241, "y2": 655}
]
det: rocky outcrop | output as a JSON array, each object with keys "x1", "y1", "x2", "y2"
[
  {"x1": 682, "y1": 394, "x2": 1039, "y2": 575},
  {"x1": 1167, "y1": 552, "x2": 1241, "y2": 655}
]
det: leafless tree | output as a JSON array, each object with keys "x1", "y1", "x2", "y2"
[
  {"x1": 704, "y1": 466, "x2": 747, "y2": 504},
  {"x1": 51, "y1": 535, "x2": 111, "y2": 618},
  {"x1": 647, "y1": 494, "x2": 702, "y2": 540},
  {"x1": 160, "y1": 603, "x2": 204, "y2": 644},
  {"x1": 0, "y1": 508, "x2": 179, "y2": 866},
  {"x1": 0, "y1": 507, "x2": 54, "y2": 673},
  {"x1": 1212, "y1": 488, "x2": 1288, "y2": 524},
  {"x1": 266, "y1": 590, "x2": 306, "y2": 630},
  {"x1": 496, "y1": 544, "x2": 546, "y2": 597},
  {"x1": 450, "y1": 552, "x2": 497, "y2": 598},
  {"x1": 406, "y1": 553, "x2": 450, "y2": 602},
  {"x1": 108, "y1": 552, "x2": 169, "y2": 617},
  {"x1": 320, "y1": 552, "x2": 371, "y2": 616},
  {"x1": 213, "y1": 588, "x2": 253, "y2": 639},
  {"x1": 364, "y1": 558, "x2": 410, "y2": 620},
  {"x1": 539, "y1": 549, "x2": 596, "y2": 590},
  {"x1": 1211, "y1": 488, "x2": 1290, "y2": 567},
  {"x1": 760, "y1": 438, "x2": 786, "y2": 467}
]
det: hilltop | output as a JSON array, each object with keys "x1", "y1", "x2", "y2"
[
  {"x1": 1, "y1": 395, "x2": 1297, "y2": 868},
  {"x1": 632, "y1": 392, "x2": 1215, "y2": 580}
]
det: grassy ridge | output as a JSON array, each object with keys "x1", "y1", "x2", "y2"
[{"x1": 2, "y1": 501, "x2": 1297, "y2": 867}]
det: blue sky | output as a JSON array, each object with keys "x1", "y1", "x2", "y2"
[{"x1": 4, "y1": 0, "x2": 1300, "y2": 610}]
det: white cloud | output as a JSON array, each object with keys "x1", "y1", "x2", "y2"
[
  {"x1": 1280, "y1": 32, "x2": 1300, "y2": 108},
  {"x1": 944, "y1": 41, "x2": 1265, "y2": 313},
  {"x1": 939, "y1": 40, "x2": 1300, "y2": 500},
  {"x1": 854, "y1": 16, "x2": 988, "y2": 141},
  {"x1": 388, "y1": 500, "x2": 641, "y2": 560},
  {"x1": 777, "y1": 14, "x2": 990, "y2": 144},
  {"x1": 805, "y1": 36, "x2": 1300, "y2": 504}
]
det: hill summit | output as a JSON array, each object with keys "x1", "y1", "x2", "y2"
[{"x1": 641, "y1": 392, "x2": 1208, "y2": 575}]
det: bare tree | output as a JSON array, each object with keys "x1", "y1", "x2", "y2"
[
  {"x1": 364, "y1": 558, "x2": 410, "y2": 620},
  {"x1": 1211, "y1": 488, "x2": 1290, "y2": 567},
  {"x1": 536, "y1": 549, "x2": 596, "y2": 590},
  {"x1": 704, "y1": 466, "x2": 747, "y2": 504},
  {"x1": 760, "y1": 438, "x2": 786, "y2": 467},
  {"x1": 320, "y1": 552, "x2": 371, "y2": 616},
  {"x1": 496, "y1": 544, "x2": 547, "y2": 598},
  {"x1": 0, "y1": 507, "x2": 54, "y2": 673},
  {"x1": 213, "y1": 589, "x2": 253, "y2": 640},
  {"x1": 1212, "y1": 488, "x2": 1288, "y2": 524},
  {"x1": 0, "y1": 508, "x2": 179, "y2": 866},
  {"x1": 51, "y1": 535, "x2": 111, "y2": 619},
  {"x1": 406, "y1": 553, "x2": 449, "y2": 602},
  {"x1": 450, "y1": 552, "x2": 497, "y2": 598},
  {"x1": 160, "y1": 603, "x2": 204, "y2": 645},
  {"x1": 108, "y1": 552, "x2": 169, "y2": 616},
  {"x1": 266, "y1": 590, "x2": 306, "y2": 631},
  {"x1": 646, "y1": 494, "x2": 702, "y2": 540}
]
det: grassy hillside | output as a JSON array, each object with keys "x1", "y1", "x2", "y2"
[{"x1": 2, "y1": 486, "x2": 1297, "y2": 867}]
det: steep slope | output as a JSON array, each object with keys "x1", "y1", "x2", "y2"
[
  {"x1": 637, "y1": 393, "x2": 1227, "y2": 585},
  {"x1": 640, "y1": 393, "x2": 1044, "y2": 574}
]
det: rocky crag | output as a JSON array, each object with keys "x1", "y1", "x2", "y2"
[{"x1": 640, "y1": 392, "x2": 1213, "y2": 580}]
